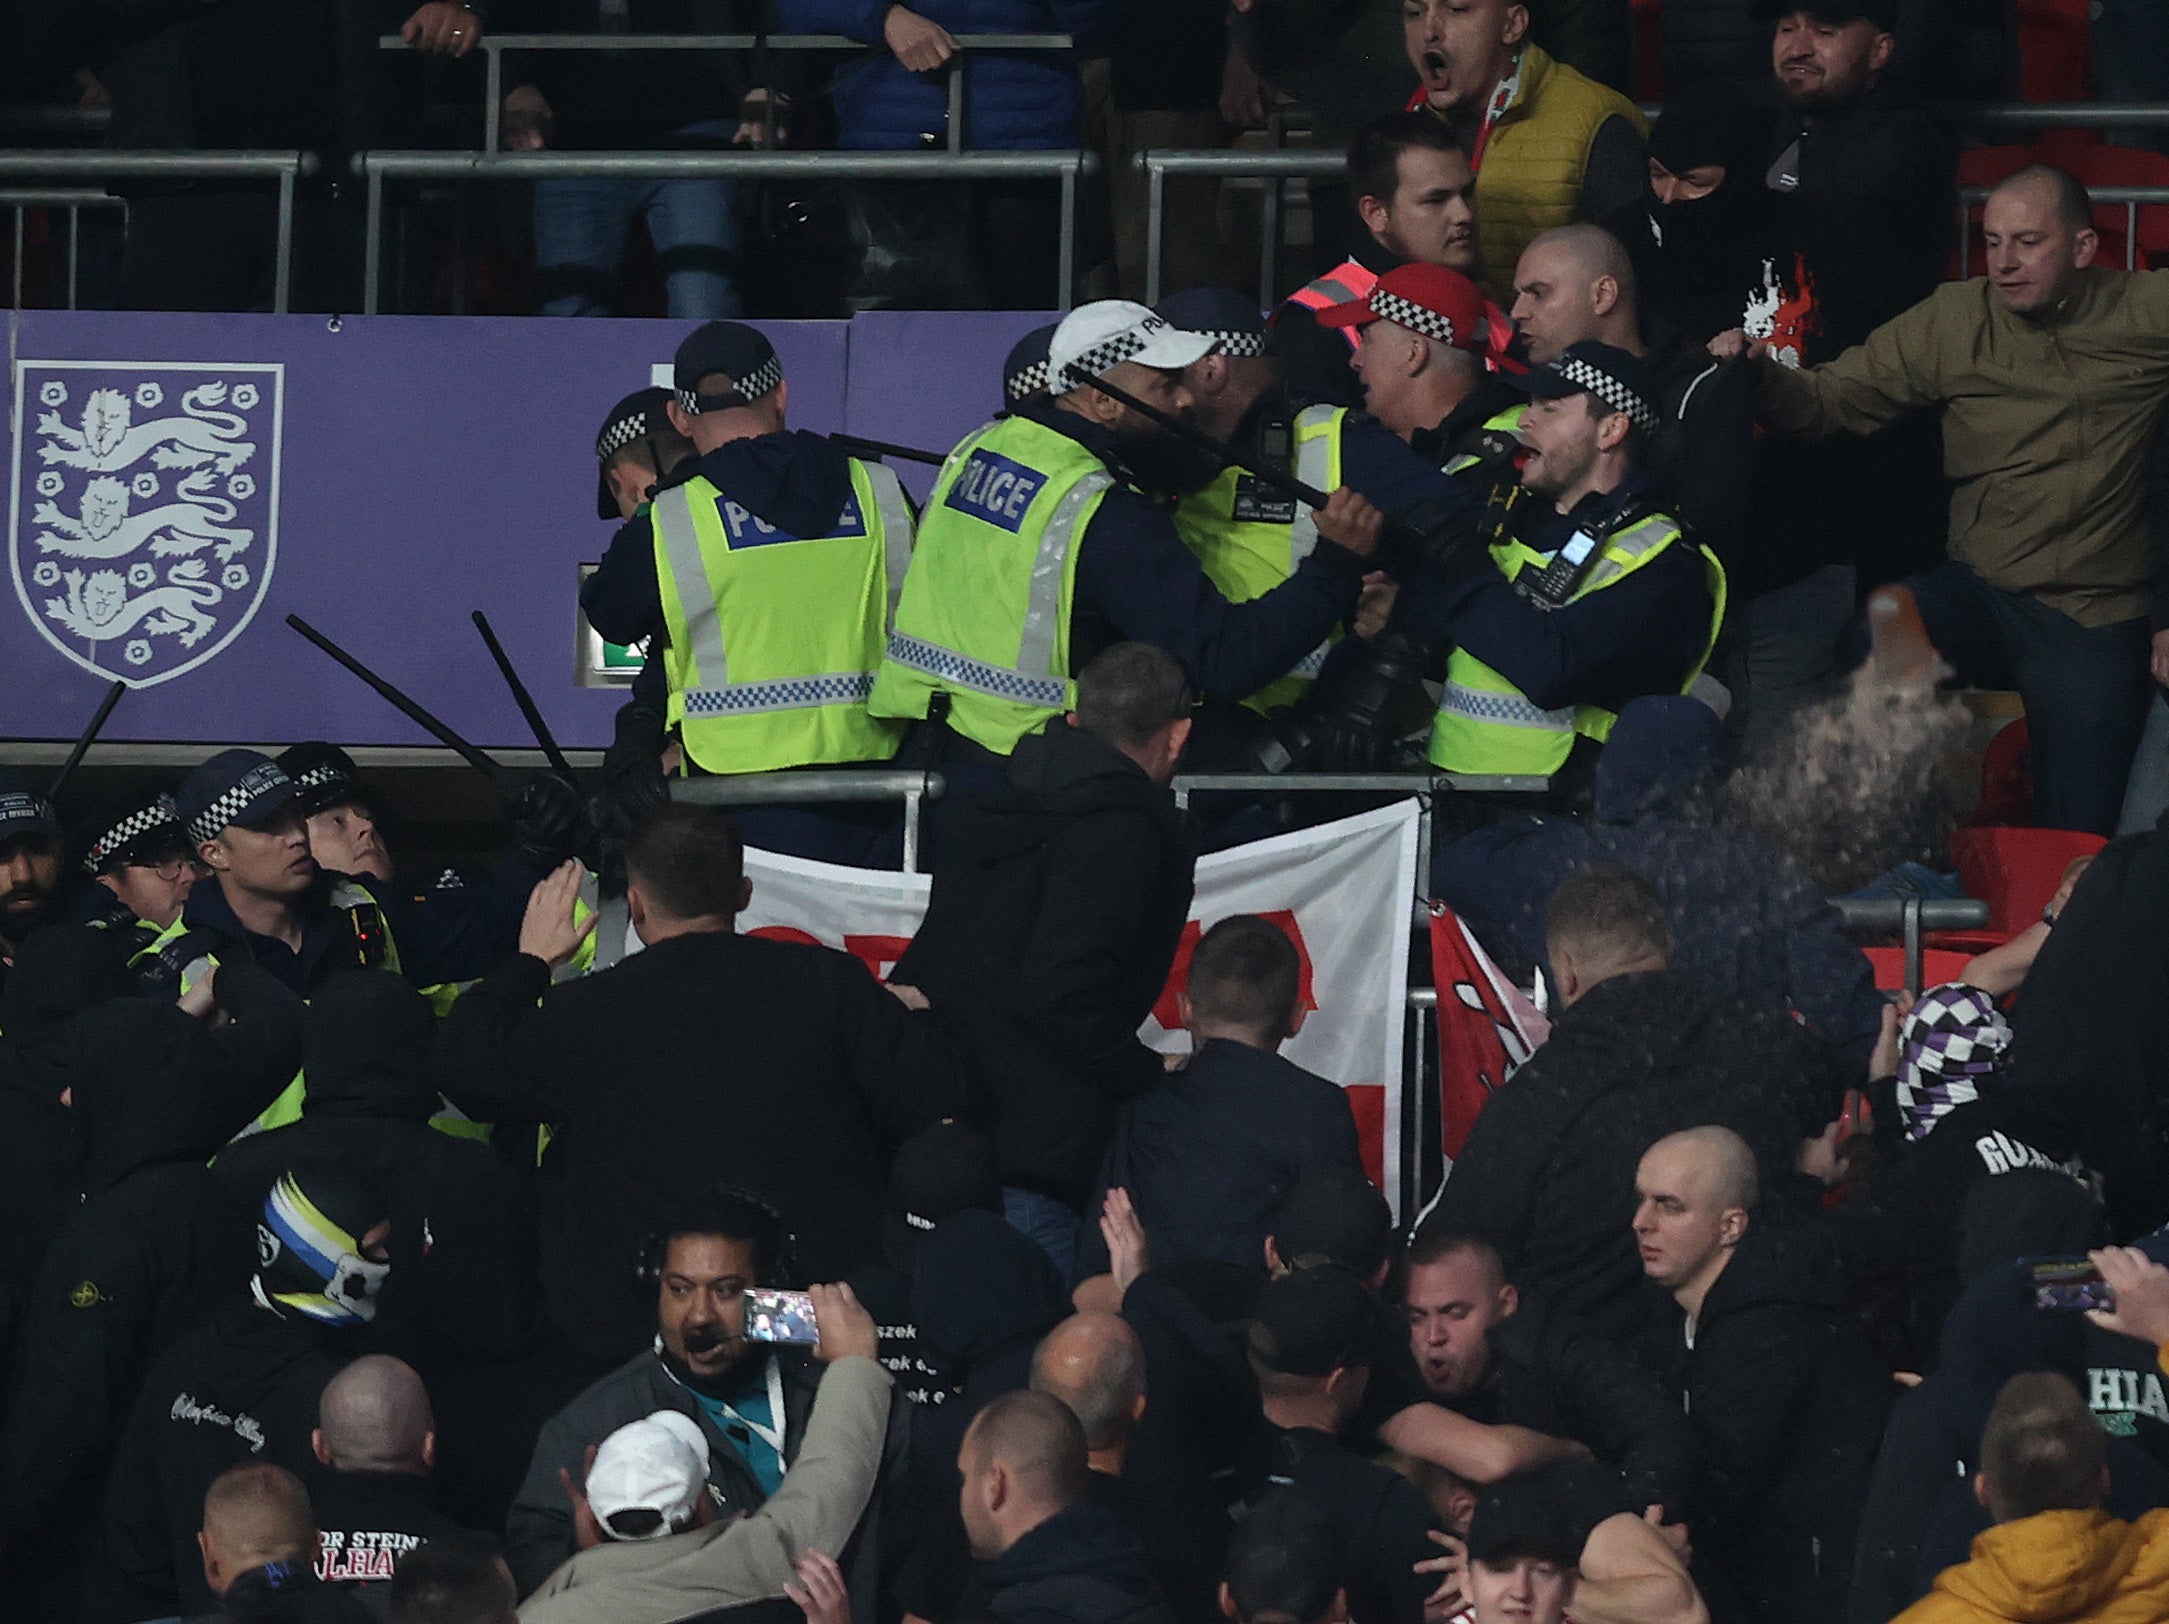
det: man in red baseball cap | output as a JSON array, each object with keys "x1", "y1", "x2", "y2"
[{"x1": 1315, "y1": 263, "x2": 1528, "y2": 492}]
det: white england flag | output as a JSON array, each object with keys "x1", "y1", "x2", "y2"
[{"x1": 736, "y1": 797, "x2": 1422, "y2": 1212}]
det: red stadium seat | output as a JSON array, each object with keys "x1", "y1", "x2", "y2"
[
  {"x1": 2063, "y1": 144, "x2": 2169, "y2": 269},
  {"x1": 1950, "y1": 825, "x2": 2108, "y2": 936},
  {"x1": 2017, "y1": 0, "x2": 2091, "y2": 103},
  {"x1": 1968, "y1": 716, "x2": 2034, "y2": 827},
  {"x1": 1863, "y1": 946, "x2": 1976, "y2": 996}
]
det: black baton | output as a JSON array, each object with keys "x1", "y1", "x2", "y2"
[
  {"x1": 286, "y1": 615, "x2": 514, "y2": 790},
  {"x1": 46, "y1": 679, "x2": 127, "y2": 802},
  {"x1": 471, "y1": 610, "x2": 576, "y2": 782},
  {"x1": 828, "y1": 431, "x2": 948, "y2": 467}
]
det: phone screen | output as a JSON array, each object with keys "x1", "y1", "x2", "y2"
[
  {"x1": 745, "y1": 1288, "x2": 820, "y2": 1346},
  {"x1": 2031, "y1": 1256, "x2": 2114, "y2": 1313}
]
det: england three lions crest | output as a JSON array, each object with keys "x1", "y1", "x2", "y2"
[{"x1": 10, "y1": 361, "x2": 282, "y2": 687}]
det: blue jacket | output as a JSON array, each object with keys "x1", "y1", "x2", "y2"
[
  {"x1": 1434, "y1": 696, "x2": 1883, "y2": 1067},
  {"x1": 778, "y1": 0, "x2": 1112, "y2": 149},
  {"x1": 1084, "y1": 1038, "x2": 1364, "y2": 1274}
]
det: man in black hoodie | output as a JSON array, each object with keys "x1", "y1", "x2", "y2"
[
  {"x1": 892, "y1": 642, "x2": 1198, "y2": 1284},
  {"x1": 579, "y1": 319, "x2": 917, "y2": 866},
  {"x1": 0, "y1": 950, "x2": 302, "y2": 1615},
  {"x1": 1633, "y1": 1126, "x2": 1890, "y2": 1624},
  {"x1": 1427, "y1": 864, "x2": 1851, "y2": 1341},
  {"x1": 98, "y1": 1165, "x2": 392, "y2": 1623}
]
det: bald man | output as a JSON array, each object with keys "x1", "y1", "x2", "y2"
[
  {"x1": 1734, "y1": 163, "x2": 2169, "y2": 833},
  {"x1": 958, "y1": 1390, "x2": 1178, "y2": 1624},
  {"x1": 309, "y1": 1356, "x2": 471, "y2": 1596},
  {"x1": 197, "y1": 1461, "x2": 371, "y2": 1621},
  {"x1": 1633, "y1": 1127, "x2": 1888, "y2": 1624},
  {"x1": 1032, "y1": 1315, "x2": 1213, "y2": 1619}
]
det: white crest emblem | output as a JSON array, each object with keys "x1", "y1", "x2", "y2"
[{"x1": 11, "y1": 361, "x2": 282, "y2": 686}]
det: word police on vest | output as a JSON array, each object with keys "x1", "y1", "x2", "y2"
[
  {"x1": 1046, "y1": 299, "x2": 1216, "y2": 391},
  {"x1": 945, "y1": 451, "x2": 1046, "y2": 532},
  {"x1": 587, "y1": 1410, "x2": 713, "y2": 1540},
  {"x1": 721, "y1": 495, "x2": 867, "y2": 548}
]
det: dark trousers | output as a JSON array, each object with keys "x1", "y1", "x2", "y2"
[{"x1": 1904, "y1": 562, "x2": 2152, "y2": 836}]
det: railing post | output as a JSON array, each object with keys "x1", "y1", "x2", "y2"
[
  {"x1": 485, "y1": 43, "x2": 503, "y2": 154},
  {"x1": 903, "y1": 787, "x2": 922, "y2": 874},
  {"x1": 1144, "y1": 158, "x2": 1164, "y2": 305},
  {"x1": 947, "y1": 59, "x2": 965, "y2": 154},
  {"x1": 1259, "y1": 161, "x2": 1281, "y2": 309},
  {"x1": 1903, "y1": 895, "x2": 1924, "y2": 1001},
  {"x1": 363, "y1": 161, "x2": 384, "y2": 316},
  {"x1": 1058, "y1": 157, "x2": 1077, "y2": 311},
  {"x1": 274, "y1": 164, "x2": 296, "y2": 313},
  {"x1": 66, "y1": 202, "x2": 79, "y2": 310}
]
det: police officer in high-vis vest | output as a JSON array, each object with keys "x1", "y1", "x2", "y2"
[
  {"x1": 868, "y1": 300, "x2": 1390, "y2": 798},
  {"x1": 63, "y1": 793, "x2": 201, "y2": 994},
  {"x1": 582, "y1": 320, "x2": 915, "y2": 865},
  {"x1": 1151, "y1": 286, "x2": 1476, "y2": 743},
  {"x1": 1386, "y1": 342, "x2": 1726, "y2": 794}
]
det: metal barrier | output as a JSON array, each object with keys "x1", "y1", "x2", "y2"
[
  {"x1": 377, "y1": 32, "x2": 1072, "y2": 155},
  {"x1": 1834, "y1": 895, "x2": 1992, "y2": 1000},
  {"x1": 670, "y1": 768, "x2": 946, "y2": 873},
  {"x1": 352, "y1": 147, "x2": 1099, "y2": 313},
  {"x1": 1134, "y1": 148, "x2": 1343, "y2": 306},
  {"x1": 0, "y1": 150, "x2": 318, "y2": 310},
  {"x1": 4, "y1": 188, "x2": 123, "y2": 309},
  {"x1": 1959, "y1": 183, "x2": 2169, "y2": 273}
]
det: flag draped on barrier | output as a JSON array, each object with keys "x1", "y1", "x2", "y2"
[
  {"x1": 1428, "y1": 903, "x2": 1546, "y2": 1162},
  {"x1": 735, "y1": 798, "x2": 1424, "y2": 1212}
]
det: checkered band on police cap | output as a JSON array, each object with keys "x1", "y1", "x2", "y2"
[
  {"x1": 1005, "y1": 358, "x2": 1049, "y2": 405},
  {"x1": 289, "y1": 761, "x2": 348, "y2": 796},
  {"x1": 1553, "y1": 353, "x2": 1659, "y2": 431},
  {"x1": 1062, "y1": 320, "x2": 1166, "y2": 385},
  {"x1": 597, "y1": 412, "x2": 652, "y2": 463},
  {"x1": 1368, "y1": 287, "x2": 1460, "y2": 348},
  {"x1": 186, "y1": 762, "x2": 295, "y2": 846},
  {"x1": 677, "y1": 353, "x2": 783, "y2": 417},
  {"x1": 1194, "y1": 328, "x2": 1265, "y2": 359},
  {"x1": 82, "y1": 794, "x2": 184, "y2": 876}
]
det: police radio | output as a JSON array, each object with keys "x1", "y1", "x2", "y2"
[
  {"x1": 347, "y1": 902, "x2": 390, "y2": 969},
  {"x1": 1514, "y1": 497, "x2": 1656, "y2": 611},
  {"x1": 1231, "y1": 408, "x2": 1300, "y2": 526}
]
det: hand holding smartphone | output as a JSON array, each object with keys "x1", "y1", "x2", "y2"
[{"x1": 745, "y1": 1288, "x2": 821, "y2": 1345}]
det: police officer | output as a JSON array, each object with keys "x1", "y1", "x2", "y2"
[
  {"x1": 1315, "y1": 262, "x2": 1528, "y2": 488},
  {"x1": 1002, "y1": 323, "x2": 1056, "y2": 413},
  {"x1": 1382, "y1": 342, "x2": 1727, "y2": 793},
  {"x1": 0, "y1": 769, "x2": 65, "y2": 997},
  {"x1": 581, "y1": 321, "x2": 915, "y2": 865},
  {"x1": 277, "y1": 743, "x2": 395, "y2": 883},
  {"x1": 596, "y1": 385, "x2": 696, "y2": 526},
  {"x1": 66, "y1": 792, "x2": 197, "y2": 933},
  {"x1": 870, "y1": 300, "x2": 1389, "y2": 798}
]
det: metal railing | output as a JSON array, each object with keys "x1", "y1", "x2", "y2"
[
  {"x1": 1958, "y1": 183, "x2": 2169, "y2": 273},
  {"x1": 1134, "y1": 148, "x2": 1345, "y2": 306},
  {"x1": 352, "y1": 146, "x2": 1099, "y2": 312},
  {"x1": 671, "y1": 767, "x2": 946, "y2": 873},
  {"x1": 4, "y1": 188, "x2": 123, "y2": 309},
  {"x1": 0, "y1": 149, "x2": 317, "y2": 310},
  {"x1": 377, "y1": 32, "x2": 1072, "y2": 155},
  {"x1": 1834, "y1": 895, "x2": 1992, "y2": 1000}
]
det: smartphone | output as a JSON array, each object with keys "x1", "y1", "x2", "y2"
[
  {"x1": 744, "y1": 1288, "x2": 820, "y2": 1346},
  {"x1": 2031, "y1": 1256, "x2": 2115, "y2": 1313}
]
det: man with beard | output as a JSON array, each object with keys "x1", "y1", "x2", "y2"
[
  {"x1": 504, "y1": 1193, "x2": 828, "y2": 1596},
  {"x1": 870, "y1": 300, "x2": 1388, "y2": 789},
  {"x1": 0, "y1": 770, "x2": 66, "y2": 1005},
  {"x1": 1377, "y1": 343, "x2": 1725, "y2": 789}
]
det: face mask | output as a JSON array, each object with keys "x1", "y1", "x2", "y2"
[{"x1": 253, "y1": 1170, "x2": 390, "y2": 1327}]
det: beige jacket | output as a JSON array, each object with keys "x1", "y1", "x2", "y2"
[
  {"x1": 1756, "y1": 265, "x2": 2169, "y2": 626},
  {"x1": 519, "y1": 1357, "x2": 893, "y2": 1624}
]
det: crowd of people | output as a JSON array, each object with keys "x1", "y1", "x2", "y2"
[{"x1": 9, "y1": 1, "x2": 2169, "y2": 1623}]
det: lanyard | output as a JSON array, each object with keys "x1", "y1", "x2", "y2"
[
  {"x1": 1469, "y1": 49, "x2": 1525, "y2": 172},
  {"x1": 714, "y1": 1358, "x2": 788, "y2": 1457}
]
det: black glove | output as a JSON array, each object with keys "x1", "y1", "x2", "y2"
[
  {"x1": 1256, "y1": 624, "x2": 1438, "y2": 773},
  {"x1": 1381, "y1": 496, "x2": 1486, "y2": 583},
  {"x1": 589, "y1": 701, "x2": 668, "y2": 839},
  {"x1": 507, "y1": 771, "x2": 593, "y2": 870}
]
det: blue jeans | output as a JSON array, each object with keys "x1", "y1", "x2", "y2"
[
  {"x1": 1901, "y1": 562, "x2": 2152, "y2": 836},
  {"x1": 1002, "y1": 1187, "x2": 1085, "y2": 1289},
  {"x1": 533, "y1": 173, "x2": 743, "y2": 318}
]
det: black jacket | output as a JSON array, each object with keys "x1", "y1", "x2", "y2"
[
  {"x1": 434, "y1": 931, "x2": 966, "y2": 1364},
  {"x1": 1230, "y1": 1425, "x2": 1440, "y2": 1624},
  {"x1": 1362, "y1": 1293, "x2": 1699, "y2": 1518},
  {"x1": 98, "y1": 1303, "x2": 353, "y2": 1622},
  {"x1": 983, "y1": 1497, "x2": 1180, "y2": 1624},
  {"x1": 505, "y1": 1346, "x2": 820, "y2": 1596},
  {"x1": 1084, "y1": 1038, "x2": 1364, "y2": 1275},
  {"x1": 308, "y1": 1469, "x2": 470, "y2": 1592},
  {"x1": 1427, "y1": 968, "x2": 1849, "y2": 1341},
  {"x1": 2003, "y1": 826, "x2": 2169, "y2": 1238},
  {"x1": 895, "y1": 722, "x2": 1195, "y2": 1203},
  {"x1": 1640, "y1": 1211, "x2": 1891, "y2": 1624},
  {"x1": 1268, "y1": 236, "x2": 1400, "y2": 412}
]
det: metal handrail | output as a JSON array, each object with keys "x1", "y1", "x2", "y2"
[
  {"x1": 0, "y1": 149, "x2": 317, "y2": 310},
  {"x1": 3, "y1": 187, "x2": 124, "y2": 311},
  {"x1": 378, "y1": 31, "x2": 1073, "y2": 153},
  {"x1": 672, "y1": 768, "x2": 945, "y2": 872},
  {"x1": 1958, "y1": 183, "x2": 2169, "y2": 273},
  {"x1": 352, "y1": 146, "x2": 1097, "y2": 313},
  {"x1": 1961, "y1": 102, "x2": 2169, "y2": 129},
  {"x1": 1135, "y1": 148, "x2": 1345, "y2": 304}
]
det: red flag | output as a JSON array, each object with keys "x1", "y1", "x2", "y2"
[{"x1": 1429, "y1": 904, "x2": 1543, "y2": 1159}]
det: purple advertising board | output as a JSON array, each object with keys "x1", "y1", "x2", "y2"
[{"x1": 5, "y1": 308, "x2": 1048, "y2": 749}]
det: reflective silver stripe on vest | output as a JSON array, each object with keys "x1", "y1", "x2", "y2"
[
  {"x1": 1580, "y1": 515, "x2": 1680, "y2": 593},
  {"x1": 1440, "y1": 682, "x2": 1574, "y2": 731},
  {"x1": 683, "y1": 672, "x2": 876, "y2": 715},
  {"x1": 1016, "y1": 470, "x2": 1114, "y2": 678},
  {"x1": 886, "y1": 633, "x2": 1070, "y2": 708},
  {"x1": 1294, "y1": 643, "x2": 1331, "y2": 679},
  {"x1": 1288, "y1": 408, "x2": 1337, "y2": 565},
  {"x1": 863, "y1": 462, "x2": 915, "y2": 632},
  {"x1": 655, "y1": 483, "x2": 730, "y2": 685}
]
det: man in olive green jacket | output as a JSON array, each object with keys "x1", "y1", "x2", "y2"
[{"x1": 1718, "y1": 164, "x2": 2169, "y2": 836}]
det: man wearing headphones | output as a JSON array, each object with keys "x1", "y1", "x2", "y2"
[{"x1": 505, "y1": 1191, "x2": 822, "y2": 1597}]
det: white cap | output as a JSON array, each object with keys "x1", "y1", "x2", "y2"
[
  {"x1": 1046, "y1": 300, "x2": 1217, "y2": 393},
  {"x1": 586, "y1": 1410, "x2": 711, "y2": 1541}
]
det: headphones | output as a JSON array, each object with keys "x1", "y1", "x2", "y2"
[{"x1": 635, "y1": 1183, "x2": 800, "y2": 1290}]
